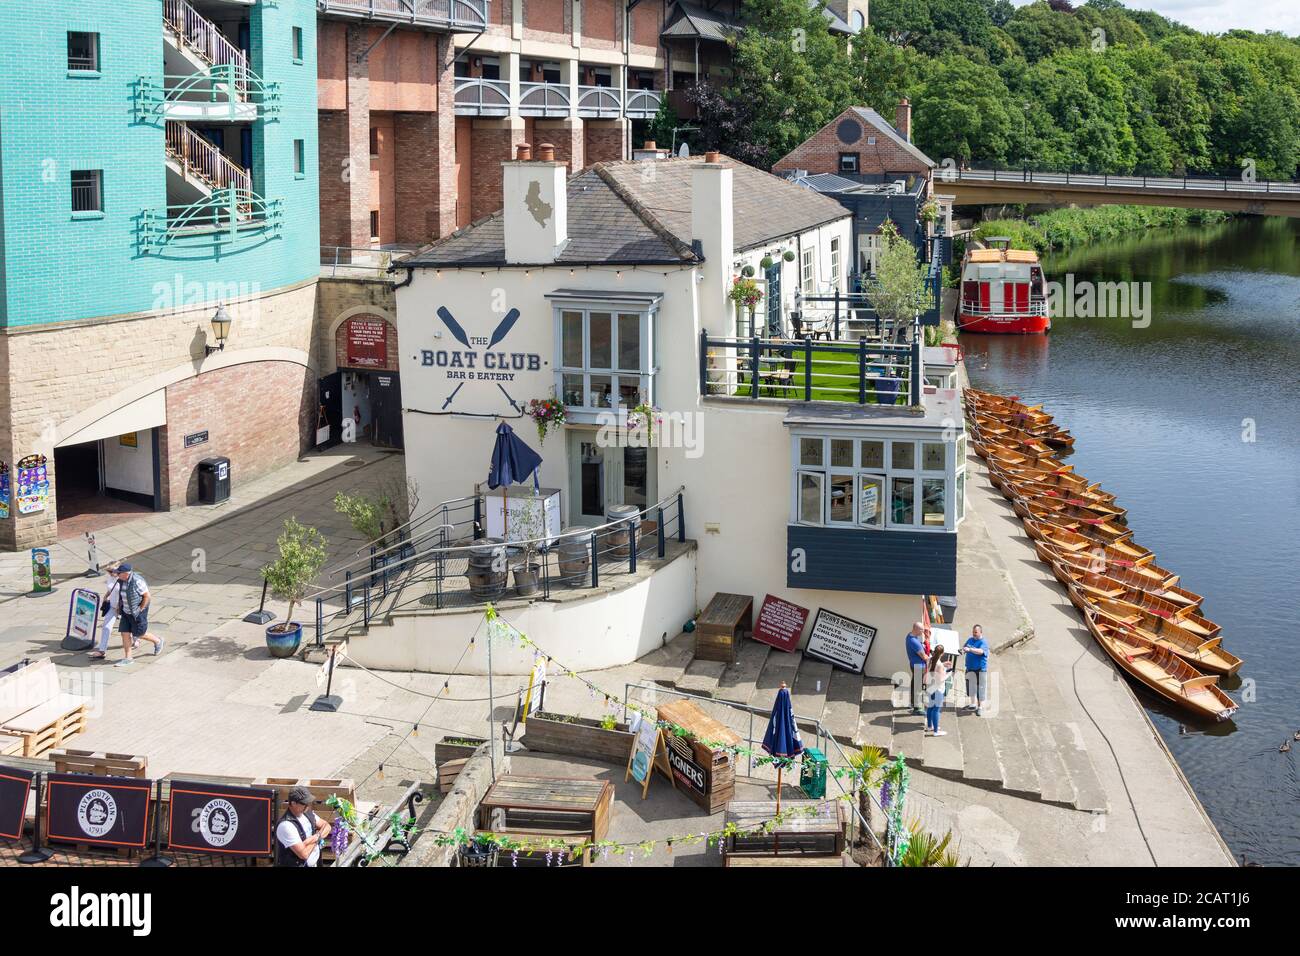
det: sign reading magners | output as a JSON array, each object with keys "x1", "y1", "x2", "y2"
[
  {"x1": 166, "y1": 780, "x2": 275, "y2": 856},
  {"x1": 46, "y1": 772, "x2": 153, "y2": 849},
  {"x1": 0, "y1": 765, "x2": 34, "y2": 841}
]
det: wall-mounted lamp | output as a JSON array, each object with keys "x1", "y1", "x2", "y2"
[{"x1": 205, "y1": 304, "x2": 232, "y2": 356}]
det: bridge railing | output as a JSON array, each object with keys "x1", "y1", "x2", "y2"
[{"x1": 941, "y1": 165, "x2": 1300, "y2": 194}]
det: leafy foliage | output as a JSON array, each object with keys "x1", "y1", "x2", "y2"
[
  {"x1": 261, "y1": 518, "x2": 328, "y2": 625},
  {"x1": 334, "y1": 491, "x2": 388, "y2": 544},
  {"x1": 868, "y1": 220, "x2": 931, "y2": 327}
]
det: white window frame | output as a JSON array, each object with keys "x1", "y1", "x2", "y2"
[
  {"x1": 801, "y1": 246, "x2": 816, "y2": 295},
  {"x1": 789, "y1": 431, "x2": 966, "y2": 533},
  {"x1": 554, "y1": 300, "x2": 657, "y2": 417},
  {"x1": 829, "y1": 236, "x2": 841, "y2": 288}
]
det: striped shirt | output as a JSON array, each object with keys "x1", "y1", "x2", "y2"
[{"x1": 120, "y1": 573, "x2": 149, "y2": 616}]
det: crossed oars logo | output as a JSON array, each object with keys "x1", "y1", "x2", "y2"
[{"x1": 437, "y1": 306, "x2": 523, "y2": 411}]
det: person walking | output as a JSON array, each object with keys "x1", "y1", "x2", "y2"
[
  {"x1": 925, "y1": 646, "x2": 948, "y2": 737},
  {"x1": 114, "y1": 563, "x2": 163, "y2": 667},
  {"x1": 961, "y1": 624, "x2": 990, "y2": 715},
  {"x1": 906, "y1": 622, "x2": 927, "y2": 714},
  {"x1": 275, "y1": 786, "x2": 332, "y2": 867},
  {"x1": 87, "y1": 562, "x2": 124, "y2": 660}
]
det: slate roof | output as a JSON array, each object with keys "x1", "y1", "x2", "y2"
[
  {"x1": 851, "y1": 106, "x2": 936, "y2": 169},
  {"x1": 660, "y1": 2, "x2": 737, "y2": 42},
  {"x1": 398, "y1": 154, "x2": 851, "y2": 269}
]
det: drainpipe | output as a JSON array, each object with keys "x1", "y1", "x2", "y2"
[{"x1": 392, "y1": 266, "x2": 415, "y2": 288}]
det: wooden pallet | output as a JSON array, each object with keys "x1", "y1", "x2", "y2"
[
  {"x1": 1, "y1": 700, "x2": 88, "y2": 758},
  {"x1": 50, "y1": 749, "x2": 148, "y2": 778}
]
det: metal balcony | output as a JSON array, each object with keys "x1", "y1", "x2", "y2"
[
  {"x1": 318, "y1": 0, "x2": 489, "y2": 32},
  {"x1": 453, "y1": 77, "x2": 510, "y2": 116},
  {"x1": 625, "y1": 88, "x2": 662, "y2": 119},
  {"x1": 518, "y1": 81, "x2": 570, "y2": 117},
  {"x1": 135, "y1": 66, "x2": 280, "y2": 124},
  {"x1": 139, "y1": 189, "x2": 282, "y2": 256},
  {"x1": 576, "y1": 85, "x2": 621, "y2": 119}
]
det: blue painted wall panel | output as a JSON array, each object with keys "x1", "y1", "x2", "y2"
[{"x1": 787, "y1": 524, "x2": 957, "y2": 596}]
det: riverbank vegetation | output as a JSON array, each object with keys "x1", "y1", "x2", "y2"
[
  {"x1": 973, "y1": 206, "x2": 1232, "y2": 253},
  {"x1": 654, "y1": 0, "x2": 1300, "y2": 180}
]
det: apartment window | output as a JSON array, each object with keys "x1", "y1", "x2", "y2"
[
  {"x1": 292, "y1": 26, "x2": 304, "y2": 62},
  {"x1": 369, "y1": 127, "x2": 380, "y2": 157},
  {"x1": 791, "y1": 434, "x2": 965, "y2": 531},
  {"x1": 555, "y1": 305, "x2": 655, "y2": 411},
  {"x1": 859, "y1": 233, "x2": 882, "y2": 276},
  {"x1": 294, "y1": 139, "x2": 305, "y2": 177},
  {"x1": 67, "y1": 32, "x2": 99, "y2": 72},
  {"x1": 801, "y1": 246, "x2": 816, "y2": 295},
  {"x1": 838, "y1": 152, "x2": 859, "y2": 174},
  {"x1": 370, "y1": 210, "x2": 380, "y2": 239},
  {"x1": 71, "y1": 170, "x2": 103, "y2": 213},
  {"x1": 829, "y1": 237, "x2": 841, "y2": 287}
]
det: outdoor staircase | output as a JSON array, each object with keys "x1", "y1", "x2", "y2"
[
  {"x1": 163, "y1": 0, "x2": 248, "y2": 85},
  {"x1": 165, "y1": 121, "x2": 252, "y2": 196},
  {"x1": 635, "y1": 633, "x2": 1110, "y2": 813}
]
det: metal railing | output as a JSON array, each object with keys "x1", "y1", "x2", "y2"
[
  {"x1": 945, "y1": 165, "x2": 1300, "y2": 195},
  {"x1": 164, "y1": 0, "x2": 247, "y2": 78},
  {"x1": 453, "y1": 77, "x2": 510, "y2": 116},
  {"x1": 700, "y1": 322, "x2": 923, "y2": 406},
  {"x1": 576, "y1": 85, "x2": 621, "y2": 118},
  {"x1": 958, "y1": 295, "x2": 1048, "y2": 317},
  {"x1": 139, "y1": 189, "x2": 281, "y2": 254},
  {"x1": 306, "y1": 489, "x2": 689, "y2": 645},
  {"x1": 625, "y1": 88, "x2": 662, "y2": 119},
  {"x1": 620, "y1": 681, "x2": 887, "y2": 858},
  {"x1": 318, "y1": 0, "x2": 490, "y2": 31},
  {"x1": 320, "y1": 245, "x2": 418, "y2": 277},
  {"x1": 166, "y1": 121, "x2": 251, "y2": 195},
  {"x1": 518, "y1": 81, "x2": 570, "y2": 117},
  {"x1": 135, "y1": 68, "x2": 280, "y2": 123}
]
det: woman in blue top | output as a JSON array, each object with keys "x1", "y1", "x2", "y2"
[{"x1": 961, "y1": 625, "x2": 990, "y2": 716}]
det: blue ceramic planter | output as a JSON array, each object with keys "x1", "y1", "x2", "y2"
[{"x1": 265, "y1": 622, "x2": 303, "y2": 659}]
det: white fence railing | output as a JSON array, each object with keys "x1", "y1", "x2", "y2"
[
  {"x1": 164, "y1": 0, "x2": 247, "y2": 78},
  {"x1": 165, "y1": 121, "x2": 251, "y2": 196}
]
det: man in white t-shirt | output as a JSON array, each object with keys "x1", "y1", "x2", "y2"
[{"x1": 275, "y1": 786, "x2": 331, "y2": 867}]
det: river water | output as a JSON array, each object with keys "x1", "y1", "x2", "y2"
[{"x1": 962, "y1": 216, "x2": 1300, "y2": 867}]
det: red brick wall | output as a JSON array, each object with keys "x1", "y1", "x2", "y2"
[
  {"x1": 584, "y1": 120, "x2": 628, "y2": 165},
  {"x1": 334, "y1": 316, "x2": 400, "y2": 372},
  {"x1": 630, "y1": 3, "x2": 663, "y2": 53},
  {"x1": 583, "y1": 0, "x2": 618, "y2": 44},
  {"x1": 470, "y1": 122, "x2": 524, "y2": 220},
  {"x1": 159, "y1": 361, "x2": 314, "y2": 509},
  {"x1": 536, "y1": 121, "x2": 583, "y2": 172},
  {"x1": 523, "y1": 0, "x2": 569, "y2": 41},
  {"x1": 772, "y1": 109, "x2": 932, "y2": 178}
]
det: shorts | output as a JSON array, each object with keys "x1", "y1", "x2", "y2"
[
  {"x1": 119, "y1": 611, "x2": 149, "y2": 637},
  {"x1": 965, "y1": 668, "x2": 989, "y2": 702}
]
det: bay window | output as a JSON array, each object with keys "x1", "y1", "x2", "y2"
[
  {"x1": 790, "y1": 431, "x2": 966, "y2": 532},
  {"x1": 551, "y1": 293, "x2": 658, "y2": 418}
]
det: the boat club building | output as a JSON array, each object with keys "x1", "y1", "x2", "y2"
[{"x1": 382, "y1": 147, "x2": 966, "y2": 680}]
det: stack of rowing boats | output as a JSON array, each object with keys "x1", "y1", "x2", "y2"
[{"x1": 965, "y1": 386, "x2": 1240, "y2": 722}]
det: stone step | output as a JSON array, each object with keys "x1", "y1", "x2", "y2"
[
  {"x1": 1018, "y1": 715, "x2": 1076, "y2": 806},
  {"x1": 996, "y1": 655, "x2": 1043, "y2": 718},
  {"x1": 822, "y1": 668, "x2": 865, "y2": 745},
  {"x1": 1050, "y1": 720, "x2": 1110, "y2": 813},
  {"x1": 715, "y1": 640, "x2": 769, "y2": 706},
  {"x1": 855, "y1": 678, "x2": 894, "y2": 752},
  {"x1": 677, "y1": 658, "x2": 726, "y2": 698},
  {"x1": 890, "y1": 711, "x2": 926, "y2": 767},
  {"x1": 920, "y1": 708, "x2": 964, "y2": 773},
  {"x1": 637, "y1": 631, "x2": 695, "y2": 687},
  {"x1": 790, "y1": 659, "x2": 833, "y2": 730},
  {"x1": 986, "y1": 715, "x2": 1042, "y2": 799},
  {"x1": 1017, "y1": 648, "x2": 1072, "y2": 716},
  {"x1": 754, "y1": 647, "x2": 801, "y2": 700},
  {"x1": 953, "y1": 711, "x2": 1003, "y2": 786}
]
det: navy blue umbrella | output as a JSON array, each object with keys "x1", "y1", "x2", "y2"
[
  {"x1": 487, "y1": 422, "x2": 543, "y2": 542},
  {"x1": 762, "y1": 682, "x2": 804, "y2": 812}
]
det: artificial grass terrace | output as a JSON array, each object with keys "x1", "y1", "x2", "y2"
[{"x1": 709, "y1": 347, "x2": 910, "y2": 404}]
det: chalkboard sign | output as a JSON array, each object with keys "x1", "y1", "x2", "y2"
[{"x1": 0, "y1": 765, "x2": 34, "y2": 841}]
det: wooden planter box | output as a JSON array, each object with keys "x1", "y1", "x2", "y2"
[
  {"x1": 435, "y1": 736, "x2": 486, "y2": 768},
  {"x1": 522, "y1": 712, "x2": 634, "y2": 764}
]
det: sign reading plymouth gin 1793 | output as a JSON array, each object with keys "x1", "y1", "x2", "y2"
[
  {"x1": 414, "y1": 302, "x2": 548, "y2": 417},
  {"x1": 805, "y1": 608, "x2": 878, "y2": 673}
]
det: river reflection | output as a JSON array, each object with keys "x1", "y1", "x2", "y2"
[{"x1": 963, "y1": 216, "x2": 1300, "y2": 867}]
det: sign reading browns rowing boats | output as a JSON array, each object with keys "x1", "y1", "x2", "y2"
[
  {"x1": 0, "y1": 765, "x2": 35, "y2": 841},
  {"x1": 804, "y1": 608, "x2": 878, "y2": 673},
  {"x1": 166, "y1": 780, "x2": 275, "y2": 856},
  {"x1": 46, "y1": 772, "x2": 153, "y2": 849}
]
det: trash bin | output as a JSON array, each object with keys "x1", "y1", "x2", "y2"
[
  {"x1": 800, "y1": 747, "x2": 827, "y2": 799},
  {"x1": 938, "y1": 595, "x2": 958, "y2": 627},
  {"x1": 197, "y1": 457, "x2": 231, "y2": 504}
]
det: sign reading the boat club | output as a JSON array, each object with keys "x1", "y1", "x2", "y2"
[
  {"x1": 344, "y1": 316, "x2": 391, "y2": 369},
  {"x1": 752, "y1": 595, "x2": 811, "y2": 653},
  {"x1": 166, "y1": 780, "x2": 275, "y2": 856},
  {"x1": 45, "y1": 773, "x2": 153, "y2": 849},
  {"x1": 666, "y1": 736, "x2": 708, "y2": 798},
  {"x1": 805, "y1": 609, "x2": 878, "y2": 673},
  {"x1": 0, "y1": 765, "x2": 35, "y2": 841},
  {"x1": 415, "y1": 304, "x2": 547, "y2": 417}
]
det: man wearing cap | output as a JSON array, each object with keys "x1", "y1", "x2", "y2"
[
  {"x1": 114, "y1": 563, "x2": 163, "y2": 666},
  {"x1": 276, "y1": 786, "x2": 332, "y2": 867}
]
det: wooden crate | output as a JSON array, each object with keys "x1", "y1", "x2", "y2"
[
  {"x1": 521, "y1": 713, "x2": 634, "y2": 764},
  {"x1": 434, "y1": 736, "x2": 486, "y2": 768},
  {"x1": 438, "y1": 758, "x2": 468, "y2": 794},
  {"x1": 50, "y1": 750, "x2": 148, "y2": 778},
  {"x1": 2, "y1": 700, "x2": 88, "y2": 758},
  {"x1": 657, "y1": 699, "x2": 741, "y2": 814},
  {"x1": 694, "y1": 593, "x2": 753, "y2": 664}
]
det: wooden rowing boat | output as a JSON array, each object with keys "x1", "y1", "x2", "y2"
[
  {"x1": 972, "y1": 414, "x2": 1075, "y2": 450},
  {"x1": 1022, "y1": 516, "x2": 1155, "y2": 563},
  {"x1": 1036, "y1": 541, "x2": 1201, "y2": 606},
  {"x1": 972, "y1": 434, "x2": 1059, "y2": 462},
  {"x1": 985, "y1": 445, "x2": 1074, "y2": 473},
  {"x1": 1083, "y1": 611, "x2": 1237, "y2": 721},
  {"x1": 1003, "y1": 481, "x2": 1127, "y2": 521},
  {"x1": 965, "y1": 396, "x2": 1056, "y2": 427},
  {"x1": 1053, "y1": 562, "x2": 1218, "y2": 636},
  {"x1": 1018, "y1": 500, "x2": 1133, "y2": 542},
  {"x1": 1068, "y1": 585, "x2": 1242, "y2": 675},
  {"x1": 987, "y1": 460, "x2": 1107, "y2": 498}
]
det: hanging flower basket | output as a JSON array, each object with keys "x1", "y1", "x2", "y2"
[{"x1": 525, "y1": 396, "x2": 567, "y2": 444}]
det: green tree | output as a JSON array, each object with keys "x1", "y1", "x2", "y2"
[
  {"x1": 914, "y1": 55, "x2": 1014, "y2": 163},
  {"x1": 868, "y1": 220, "x2": 931, "y2": 330},
  {"x1": 261, "y1": 518, "x2": 328, "y2": 627}
]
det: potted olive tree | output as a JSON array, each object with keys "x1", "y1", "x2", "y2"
[
  {"x1": 260, "y1": 518, "x2": 329, "y2": 658},
  {"x1": 510, "y1": 494, "x2": 546, "y2": 597}
]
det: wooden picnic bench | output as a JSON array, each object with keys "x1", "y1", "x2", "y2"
[
  {"x1": 476, "y1": 775, "x2": 612, "y2": 866},
  {"x1": 695, "y1": 592, "x2": 753, "y2": 664},
  {"x1": 724, "y1": 799, "x2": 846, "y2": 860},
  {"x1": 0, "y1": 660, "x2": 90, "y2": 758}
]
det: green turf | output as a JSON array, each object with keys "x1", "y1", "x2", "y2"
[{"x1": 716, "y1": 348, "x2": 910, "y2": 404}]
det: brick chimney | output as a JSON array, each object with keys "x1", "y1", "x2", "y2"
[
  {"x1": 895, "y1": 98, "x2": 912, "y2": 143},
  {"x1": 503, "y1": 146, "x2": 567, "y2": 264},
  {"x1": 692, "y1": 153, "x2": 734, "y2": 332}
]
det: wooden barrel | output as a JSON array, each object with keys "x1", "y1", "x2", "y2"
[
  {"x1": 556, "y1": 528, "x2": 591, "y2": 584},
  {"x1": 604, "y1": 505, "x2": 641, "y2": 559},
  {"x1": 466, "y1": 538, "x2": 508, "y2": 599}
]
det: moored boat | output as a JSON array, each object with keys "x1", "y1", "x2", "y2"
[
  {"x1": 972, "y1": 413, "x2": 1075, "y2": 449},
  {"x1": 1005, "y1": 483, "x2": 1127, "y2": 521},
  {"x1": 1054, "y1": 562, "x2": 1217, "y2": 634},
  {"x1": 1070, "y1": 585, "x2": 1242, "y2": 675},
  {"x1": 1083, "y1": 611, "x2": 1237, "y2": 721},
  {"x1": 1022, "y1": 516, "x2": 1153, "y2": 562},
  {"x1": 1018, "y1": 500, "x2": 1133, "y2": 542},
  {"x1": 1037, "y1": 542, "x2": 1201, "y2": 606},
  {"x1": 955, "y1": 240, "x2": 1052, "y2": 334}
]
